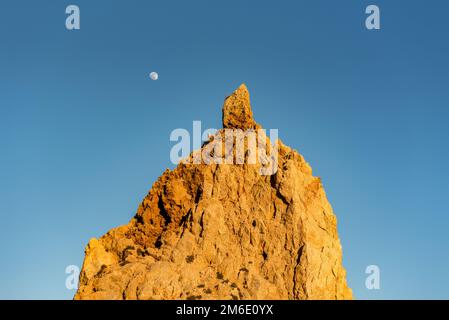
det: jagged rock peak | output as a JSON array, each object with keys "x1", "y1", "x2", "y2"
[
  {"x1": 74, "y1": 84, "x2": 353, "y2": 300},
  {"x1": 222, "y1": 83, "x2": 258, "y2": 130}
]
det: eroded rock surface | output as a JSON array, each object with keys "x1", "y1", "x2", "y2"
[{"x1": 75, "y1": 84, "x2": 352, "y2": 300}]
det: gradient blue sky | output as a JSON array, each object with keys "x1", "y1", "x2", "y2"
[{"x1": 1, "y1": 0, "x2": 448, "y2": 299}]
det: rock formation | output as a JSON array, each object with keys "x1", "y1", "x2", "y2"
[{"x1": 75, "y1": 84, "x2": 352, "y2": 300}]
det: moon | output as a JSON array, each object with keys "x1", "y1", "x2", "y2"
[{"x1": 149, "y1": 72, "x2": 159, "y2": 81}]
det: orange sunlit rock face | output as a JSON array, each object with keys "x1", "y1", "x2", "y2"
[{"x1": 75, "y1": 85, "x2": 352, "y2": 300}]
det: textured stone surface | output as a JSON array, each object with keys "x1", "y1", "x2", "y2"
[
  {"x1": 222, "y1": 84, "x2": 258, "y2": 130},
  {"x1": 75, "y1": 84, "x2": 352, "y2": 300}
]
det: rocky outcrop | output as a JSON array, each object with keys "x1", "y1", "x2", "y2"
[{"x1": 75, "y1": 84, "x2": 352, "y2": 300}]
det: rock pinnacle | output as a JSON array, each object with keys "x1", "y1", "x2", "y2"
[
  {"x1": 222, "y1": 84, "x2": 258, "y2": 130},
  {"x1": 75, "y1": 84, "x2": 353, "y2": 300}
]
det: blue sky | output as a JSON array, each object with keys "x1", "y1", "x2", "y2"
[{"x1": 0, "y1": 0, "x2": 448, "y2": 299}]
